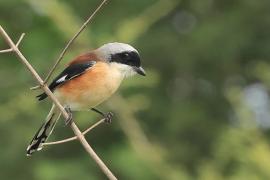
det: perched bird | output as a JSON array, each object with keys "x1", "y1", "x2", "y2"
[{"x1": 26, "y1": 42, "x2": 146, "y2": 156}]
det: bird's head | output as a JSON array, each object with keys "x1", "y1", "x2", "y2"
[{"x1": 96, "y1": 42, "x2": 146, "y2": 77}]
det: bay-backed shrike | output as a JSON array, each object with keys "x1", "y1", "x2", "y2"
[{"x1": 26, "y1": 42, "x2": 146, "y2": 156}]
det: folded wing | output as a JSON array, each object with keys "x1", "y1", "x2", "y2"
[{"x1": 37, "y1": 61, "x2": 96, "y2": 101}]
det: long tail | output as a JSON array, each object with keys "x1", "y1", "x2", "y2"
[{"x1": 26, "y1": 104, "x2": 61, "y2": 156}]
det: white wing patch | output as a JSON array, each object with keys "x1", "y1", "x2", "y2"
[{"x1": 56, "y1": 75, "x2": 67, "y2": 83}]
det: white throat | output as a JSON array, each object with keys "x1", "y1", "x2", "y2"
[{"x1": 110, "y1": 62, "x2": 136, "y2": 78}]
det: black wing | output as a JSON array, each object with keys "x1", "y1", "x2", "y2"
[{"x1": 37, "y1": 61, "x2": 96, "y2": 101}]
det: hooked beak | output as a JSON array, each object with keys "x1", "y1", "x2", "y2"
[{"x1": 133, "y1": 66, "x2": 146, "y2": 76}]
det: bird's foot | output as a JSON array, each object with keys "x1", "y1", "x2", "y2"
[
  {"x1": 104, "y1": 112, "x2": 113, "y2": 124},
  {"x1": 91, "y1": 108, "x2": 113, "y2": 124},
  {"x1": 64, "y1": 106, "x2": 73, "y2": 126}
]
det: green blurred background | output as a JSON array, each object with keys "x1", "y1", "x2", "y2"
[{"x1": 1, "y1": 0, "x2": 270, "y2": 179}]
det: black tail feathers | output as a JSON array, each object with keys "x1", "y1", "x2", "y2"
[
  {"x1": 27, "y1": 104, "x2": 60, "y2": 156},
  {"x1": 26, "y1": 113, "x2": 56, "y2": 156}
]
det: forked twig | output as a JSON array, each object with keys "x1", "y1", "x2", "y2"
[
  {"x1": 31, "y1": 0, "x2": 108, "y2": 90},
  {"x1": 0, "y1": 33, "x2": 25, "y2": 53}
]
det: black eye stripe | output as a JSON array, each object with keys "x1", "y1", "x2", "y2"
[{"x1": 111, "y1": 51, "x2": 141, "y2": 67}]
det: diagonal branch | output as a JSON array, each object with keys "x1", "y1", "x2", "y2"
[
  {"x1": 31, "y1": 0, "x2": 108, "y2": 90},
  {"x1": 0, "y1": 25, "x2": 117, "y2": 180}
]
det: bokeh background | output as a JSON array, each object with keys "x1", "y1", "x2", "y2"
[{"x1": 1, "y1": 0, "x2": 270, "y2": 179}]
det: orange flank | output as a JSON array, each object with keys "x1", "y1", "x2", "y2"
[{"x1": 56, "y1": 62, "x2": 123, "y2": 110}]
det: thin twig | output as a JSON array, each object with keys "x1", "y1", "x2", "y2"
[
  {"x1": 44, "y1": 118, "x2": 105, "y2": 146},
  {"x1": 0, "y1": 25, "x2": 117, "y2": 180},
  {"x1": 16, "y1": 33, "x2": 25, "y2": 47},
  {"x1": 0, "y1": 48, "x2": 12, "y2": 53},
  {"x1": 30, "y1": 85, "x2": 40, "y2": 90},
  {"x1": 31, "y1": 0, "x2": 108, "y2": 90}
]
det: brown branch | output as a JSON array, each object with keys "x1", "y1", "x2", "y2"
[
  {"x1": 31, "y1": 0, "x2": 108, "y2": 90},
  {"x1": 44, "y1": 118, "x2": 105, "y2": 146},
  {"x1": 0, "y1": 25, "x2": 117, "y2": 180}
]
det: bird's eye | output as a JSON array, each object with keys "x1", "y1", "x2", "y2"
[{"x1": 123, "y1": 53, "x2": 129, "y2": 58}]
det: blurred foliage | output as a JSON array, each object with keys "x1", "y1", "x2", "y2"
[{"x1": 1, "y1": 0, "x2": 270, "y2": 179}]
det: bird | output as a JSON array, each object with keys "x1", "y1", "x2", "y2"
[{"x1": 26, "y1": 42, "x2": 146, "y2": 156}]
